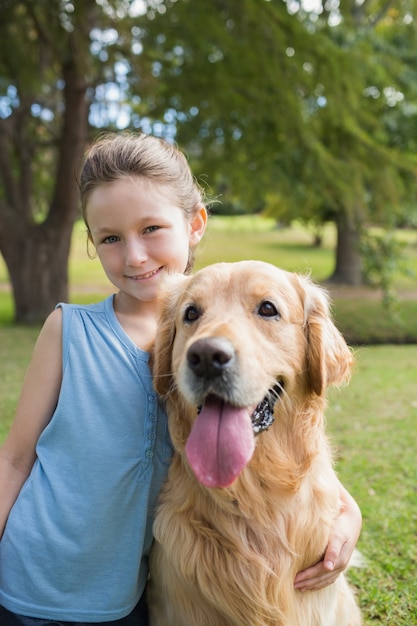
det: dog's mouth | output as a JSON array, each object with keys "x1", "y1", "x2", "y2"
[
  {"x1": 196, "y1": 381, "x2": 284, "y2": 435},
  {"x1": 251, "y1": 382, "x2": 284, "y2": 434},
  {"x1": 186, "y1": 381, "x2": 284, "y2": 489}
]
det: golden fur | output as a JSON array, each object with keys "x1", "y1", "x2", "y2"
[{"x1": 148, "y1": 260, "x2": 361, "y2": 626}]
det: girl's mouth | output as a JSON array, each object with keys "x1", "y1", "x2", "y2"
[{"x1": 126, "y1": 267, "x2": 162, "y2": 281}]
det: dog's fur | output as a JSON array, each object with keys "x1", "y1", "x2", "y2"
[{"x1": 148, "y1": 260, "x2": 361, "y2": 626}]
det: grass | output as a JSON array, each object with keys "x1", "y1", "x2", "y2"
[
  {"x1": 1, "y1": 333, "x2": 416, "y2": 624},
  {"x1": 331, "y1": 295, "x2": 417, "y2": 345},
  {"x1": 327, "y1": 346, "x2": 417, "y2": 624},
  {"x1": 1, "y1": 215, "x2": 417, "y2": 624},
  {"x1": 1, "y1": 218, "x2": 417, "y2": 343},
  {"x1": 195, "y1": 216, "x2": 339, "y2": 278},
  {"x1": 0, "y1": 325, "x2": 40, "y2": 440},
  {"x1": 195, "y1": 217, "x2": 417, "y2": 345}
]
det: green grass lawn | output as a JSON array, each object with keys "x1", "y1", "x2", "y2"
[
  {"x1": 327, "y1": 345, "x2": 417, "y2": 624},
  {"x1": 0, "y1": 334, "x2": 416, "y2": 624},
  {"x1": 1, "y1": 216, "x2": 417, "y2": 624},
  {"x1": 195, "y1": 217, "x2": 417, "y2": 345},
  {"x1": 2, "y1": 216, "x2": 413, "y2": 343}
]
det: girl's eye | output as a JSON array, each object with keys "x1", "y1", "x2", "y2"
[
  {"x1": 103, "y1": 235, "x2": 119, "y2": 244},
  {"x1": 145, "y1": 225, "x2": 160, "y2": 234}
]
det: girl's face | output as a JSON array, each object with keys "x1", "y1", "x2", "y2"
[{"x1": 86, "y1": 177, "x2": 206, "y2": 304}]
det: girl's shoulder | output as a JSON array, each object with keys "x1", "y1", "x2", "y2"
[
  {"x1": 56, "y1": 295, "x2": 146, "y2": 358},
  {"x1": 56, "y1": 296, "x2": 117, "y2": 347},
  {"x1": 56, "y1": 296, "x2": 118, "y2": 332},
  {"x1": 57, "y1": 295, "x2": 114, "y2": 315}
]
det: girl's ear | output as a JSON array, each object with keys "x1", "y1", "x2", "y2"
[{"x1": 189, "y1": 206, "x2": 207, "y2": 246}]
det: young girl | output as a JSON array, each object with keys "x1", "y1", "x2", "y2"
[{"x1": 0, "y1": 132, "x2": 361, "y2": 625}]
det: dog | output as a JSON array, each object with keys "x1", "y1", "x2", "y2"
[{"x1": 148, "y1": 260, "x2": 361, "y2": 626}]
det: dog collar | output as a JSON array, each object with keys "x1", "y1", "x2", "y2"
[{"x1": 251, "y1": 383, "x2": 283, "y2": 434}]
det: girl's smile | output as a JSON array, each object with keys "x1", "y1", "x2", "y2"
[{"x1": 125, "y1": 267, "x2": 163, "y2": 281}]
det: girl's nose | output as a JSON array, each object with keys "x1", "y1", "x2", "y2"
[{"x1": 125, "y1": 239, "x2": 147, "y2": 266}]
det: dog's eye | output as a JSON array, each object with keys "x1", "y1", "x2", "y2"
[
  {"x1": 184, "y1": 305, "x2": 200, "y2": 322},
  {"x1": 258, "y1": 301, "x2": 280, "y2": 319}
]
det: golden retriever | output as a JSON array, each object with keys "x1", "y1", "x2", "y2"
[{"x1": 148, "y1": 260, "x2": 361, "y2": 626}]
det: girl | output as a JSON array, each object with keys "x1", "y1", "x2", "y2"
[{"x1": 0, "y1": 132, "x2": 361, "y2": 625}]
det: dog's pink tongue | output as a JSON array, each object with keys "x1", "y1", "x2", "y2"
[{"x1": 185, "y1": 397, "x2": 255, "y2": 488}]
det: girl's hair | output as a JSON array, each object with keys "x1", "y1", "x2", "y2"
[{"x1": 79, "y1": 131, "x2": 206, "y2": 271}]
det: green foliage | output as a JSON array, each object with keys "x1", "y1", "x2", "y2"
[
  {"x1": 0, "y1": 0, "x2": 97, "y2": 217},
  {"x1": 2, "y1": 0, "x2": 417, "y2": 321},
  {"x1": 332, "y1": 294, "x2": 417, "y2": 345},
  {"x1": 360, "y1": 229, "x2": 416, "y2": 308},
  {"x1": 135, "y1": 0, "x2": 417, "y2": 288},
  {"x1": 139, "y1": 0, "x2": 417, "y2": 222}
]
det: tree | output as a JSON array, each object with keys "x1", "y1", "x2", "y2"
[
  {"x1": 294, "y1": 0, "x2": 417, "y2": 284},
  {"x1": 0, "y1": 0, "x2": 150, "y2": 323},
  {"x1": 138, "y1": 0, "x2": 417, "y2": 285},
  {"x1": 0, "y1": 1, "x2": 95, "y2": 322},
  {"x1": 1, "y1": 1, "x2": 417, "y2": 325}
]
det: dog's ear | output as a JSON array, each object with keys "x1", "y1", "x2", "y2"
[
  {"x1": 151, "y1": 273, "x2": 189, "y2": 397},
  {"x1": 297, "y1": 275, "x2": 354, "y2": 396}
]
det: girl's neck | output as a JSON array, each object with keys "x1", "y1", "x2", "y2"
[{"x1": 113, "y1": 291, "x2": 160, "y2": 351}]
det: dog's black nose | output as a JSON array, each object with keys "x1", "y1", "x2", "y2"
[{"x1": 187, "y1": 337, "x2": 235, "y2": 378}]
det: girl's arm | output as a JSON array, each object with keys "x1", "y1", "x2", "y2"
[
  {"x1": 0, "y1": 309, "x2": 63, "y2": 538},
  {"x1": 294, "y1": 481, "x2": 362, "y2": 592}
]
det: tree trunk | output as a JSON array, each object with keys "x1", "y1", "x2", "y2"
[
  {"x1": 0, "y1": 0, "x2": 97, "y2": 324},
  {"x1": 0, "y1": 38, "x2": 89, "y2": 324},
  {"x1": 0, "y1": 86, "x2": 87, "y2": 323},
  {"x1": 327, "y1": 211, "x2": 363, "y2": 286},
  {"x1": 2, "y1": 222, "x2": 73, "y2": 324}
]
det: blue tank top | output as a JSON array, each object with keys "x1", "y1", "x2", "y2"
[{"x1": 0, "y1": 296, "x2": 172, "y2": 621}]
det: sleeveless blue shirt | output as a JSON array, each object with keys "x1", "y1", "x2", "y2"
[{"x1": 0, "y1": 296, "x2": 172, "y2": 621}]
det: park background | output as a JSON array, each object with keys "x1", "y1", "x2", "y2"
[{"x1": 1, "y1": 2, "x2": 417, "y2": 624}]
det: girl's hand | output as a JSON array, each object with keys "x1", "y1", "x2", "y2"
[{"x1": 294, "y1": 483, "x2": 362, "y2": 592}]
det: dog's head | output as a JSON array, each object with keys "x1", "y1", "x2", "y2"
[{"x1": 152, "y1": 261, "x2": 353, "y2": 488}]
